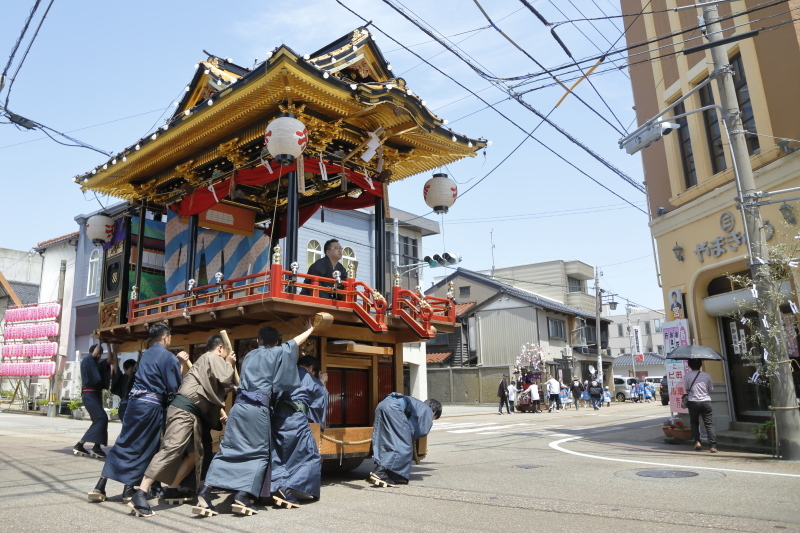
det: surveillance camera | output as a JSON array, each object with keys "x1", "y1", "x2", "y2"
[{"x1": 622, "y1": 122, "x2": 681, "y2": 155}]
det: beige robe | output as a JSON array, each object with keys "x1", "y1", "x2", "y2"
[{"x1": 144, "y1": 352, "x2": 235, "y2": 489}]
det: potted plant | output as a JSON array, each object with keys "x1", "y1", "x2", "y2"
[
  {"x1": 661, "y1": 419, "x2": 674, "y2": 438},
  {"x1": 751, "y1": 419, "x2": 775, "y2": 442},
  {"x1": 37, "y1": 399, "x2": 49, "y2": 412},
  {"x1": 68, "y1": 398, "x2": 83, "y2": 420},
  {"x1": 670, "y1": 419, "x2": 693, "y2": 440},
  {"x1": 109, "y1": 408, "x2": 119, "y2": 421}
]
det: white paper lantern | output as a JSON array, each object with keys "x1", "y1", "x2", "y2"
[
  {"x1": 264, "y1": 113, "x2": 308, "y2": 164},
  {"x1": 86, "y1": 215, "x2": 114, "y2": 245},
  {"x1": 423, "y1": 173, "x2": 458, "y2": 214}
]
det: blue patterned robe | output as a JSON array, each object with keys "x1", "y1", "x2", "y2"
[{"x1": 204, "y1": 340, "x2": 300, "y2": 497}]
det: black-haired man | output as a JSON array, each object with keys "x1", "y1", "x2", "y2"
[
  {"x1": 128, "y1": 333, "x2": 238, "y2": 517},
  {"x1": 193, "y1": 321, "x2": 315, "y2": 517},
  {"x1": 111, "y1": 359, "x2": 137, "y2": 424},
  {"x1": 88, "y1": 323, "x2": 187, "y2": 504},
  {"x1": 300, "y1": 238, "x2": 348, "y2": 299},
  {"x1": 368, "y1": 394, "x2": 442, "y2": 488},
  {"x1": 74, "y1": 341, "x2": 114, "y2": 458},
  {"x1": 269, "y1": 355, "x2": 328, "y2": 508}
]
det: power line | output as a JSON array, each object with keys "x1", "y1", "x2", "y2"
[
  {"x1": 380, "y1": 0, "x2": 646, "y2": 197},
  {"x1": 515, "y1": 0, "x2": 789, "y2": 81},
  {"x1": 1, "y1": 0, "x2": 42, "y2": 86},
  {"x1": 3, "y1": 0, "x2": 55, "y2": 111},
  {"x1": 468, "y1": 0, "x2": 627, "y2": 136}
]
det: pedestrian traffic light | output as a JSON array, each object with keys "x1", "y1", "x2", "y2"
[{"x1": 423, "y1": 253, "x2": 462, "y2": 267}]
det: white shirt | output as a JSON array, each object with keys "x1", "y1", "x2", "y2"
[
  {"x1": 547, "y1": 378, "x2": 561, "y2": 395},
  {"x1": 507, "y1": 385, "x2": 517, "y2": 401},
  {"x1": 523, "y1": 385, "x2": 540, "y2": 400},
  {"x1": 684, "y1": 370, "x2": 713, "y2": 402}
]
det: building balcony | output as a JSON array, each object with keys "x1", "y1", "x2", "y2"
[
  {"x1": 566, "y1": 291, "x2": 596, "y2": 313},
  {"x1": 564, "y1": 260, "x2": 594, "y2": 280}
]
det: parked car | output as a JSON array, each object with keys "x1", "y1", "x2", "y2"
[
  {"x1": 659, "y1": 376, "x2": 669, "y2": 405},
  {"x1": 613, "y1": 376, "x2": 640, "y2": 402}
]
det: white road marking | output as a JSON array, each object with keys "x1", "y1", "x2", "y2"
[
  {"x1": 450, "y1": 424, "x2": 529, "y2": 434},
  {"x1": 549, "y1": 436, "x2": 800, "y2": 478}
]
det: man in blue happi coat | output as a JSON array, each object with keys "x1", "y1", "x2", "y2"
[
  {"x1": 369, "y1": 393, "x2": 442, "y2": 488},
  {"x1": 88, "y1": 323, "x2": 187, "y2": 503},
  {"x1": 192, "y1": 320, "x2": 315, "y2": 517},
  {"x1": 74, "y1": 341, "x2": 115, "y2": 459},
  {"x1": 270, "y1": 355, "x2": 328, "y2": 508}
]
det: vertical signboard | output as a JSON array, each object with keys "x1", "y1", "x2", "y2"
[
  {"x1": 664, "y1": 319, "x2": 691, "y2": 413},
  {"x1": 632, "y1": 326, "x2": 644, "y2": 362}
]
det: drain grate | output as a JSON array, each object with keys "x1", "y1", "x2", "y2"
[
  {"x1": 636, "y1": 470, "x2": 699, "y2": 478},
  {"x1": 514, "y1": 465, "x2": 539, "y2": 469}
]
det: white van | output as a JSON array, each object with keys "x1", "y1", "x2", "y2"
[{"x1": 612, "y1": 376, "x2": 639, "y2": 402}]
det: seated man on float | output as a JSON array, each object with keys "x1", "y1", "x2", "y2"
[{"x1": 300, "y1": 239, "x2": 348, "y2": 299}]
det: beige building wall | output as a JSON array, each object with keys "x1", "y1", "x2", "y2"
[{"x1": 621, "y1": 0, "x2": 800, "y2": 425}]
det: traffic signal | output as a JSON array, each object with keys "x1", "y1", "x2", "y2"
[{"x1": 423, "y1": 252, "x2": 462, "y2": 267}]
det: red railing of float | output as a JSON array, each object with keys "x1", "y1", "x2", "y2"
[
  {"x1": 129, "y1": 264, "x2": 398, "y2": 334},
  {"x1": 390, "y1": 286, "x2": 453, "y2": 339}
]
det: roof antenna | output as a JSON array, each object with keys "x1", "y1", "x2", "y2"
[{"x1": 490, "y1": 228, "x2": 496, "y2": 279}]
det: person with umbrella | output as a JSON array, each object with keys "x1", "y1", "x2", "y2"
[{"x1": 670, "y1": 345, "x2": 723, "y2": 453}]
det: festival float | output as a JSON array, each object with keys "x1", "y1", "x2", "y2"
[{"x1": 76, "y1": 27, "x2": 485, "y2": 466}]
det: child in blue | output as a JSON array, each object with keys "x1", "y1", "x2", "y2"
[
  {"x1": 643, "y1": 383, "x2": 654, "y2": 403},
  {"x1": 580, "y1": 389, "x2": 590, "y2": 408},
  {"x1": 559, "y1": 388, "x2": 572, "y2": 410},
  {"x1": 603, "y1": 386, "x2": 611, "y2": 407}
]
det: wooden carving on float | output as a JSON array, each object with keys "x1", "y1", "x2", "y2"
[{"x1": 99, "y1": 302, "x2": 119, "y2": 329}]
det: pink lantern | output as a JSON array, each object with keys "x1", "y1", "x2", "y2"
[
  {"x1": 264, "y1": 113, "x2": 308, "y2": 164},
  {"x1": 86, "y1": 214, "x2": 114, "y2": 245},
  {"x1": 423, "y1": 173, "x2": 458, "y2": 214}
]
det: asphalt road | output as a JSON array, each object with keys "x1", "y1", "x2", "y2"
[{"x1": 0, "y1": 402, "x2": 797, "y2": 532}]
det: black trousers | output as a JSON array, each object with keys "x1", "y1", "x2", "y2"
[
  {"x1": 498, "y1": 397, "x2": 510, "y2": 413},
  {"x1": 81, "y1": 392, "x2": 108, "y2": 446},
  {"x1": 688, "y1": 400, "x2": 716, "y2": 446}
]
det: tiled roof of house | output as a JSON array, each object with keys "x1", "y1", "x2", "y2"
[
  {"x1": 455, "y1": 302, "x2": 476, "y2": 316},
  {"x1": 35, "y1": 232, "x2": 78, "y2": 250},
  {"x1": 430, "y1": 268, "x2": 602, "y2": 320},
  {"x1": 8, "y1": 281, "x2": 39, "y2": 305},
  {"x1": 613, "y1": 352, "x2": 665, "y2": 366},
  {"x1": 426, "y1": 351, "x2": 453, "y2": 364}
]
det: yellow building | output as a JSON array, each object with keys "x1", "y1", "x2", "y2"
[{"x1": 621, "y1": 0, "x2": 800, "y2": 428}]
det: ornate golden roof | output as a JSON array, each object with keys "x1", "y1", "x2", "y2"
[{"x1": 78, "y1": 27, "x2": 486, "y2": 207}]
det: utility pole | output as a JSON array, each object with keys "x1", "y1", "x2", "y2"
[
  {"x1": 50, "y1": 259, "x2": 67, "y2": 417},
  {"x1": 594, "y1": 267, "x2": 603, "y2": 385},
  {"x1": 702, "y1": 2, "x2": 800, "y2": 458}
]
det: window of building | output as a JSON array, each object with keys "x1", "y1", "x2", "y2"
[
  {"x1": 646, "y1": 345, "x2": 653, "y2": 353},
  {"x1": 567, "y1": 276, "x2": 584, "y2": 293},
  {"x1": 653, "y1": 318, "x2": 664, "y2": 332},
  {"x1": 730, "y1": 53, "x2": 760, "y2": 155},
  {"x1": 657, "y1": 345, "x2": 664, "y2": 355},
  {"x1": 673, "y1": 101, "x2": 697, "y2": 188},
  {"x1": 87, "y1": 249, "x2": 101, "y2": 296},
  {"x1": 585, "y1": 325, "x2": 597, "y2": 344},
  {"x1": 619, "y1": 348, "x2": 626, "y2": 355},
  {"x1": 399, "y1": 235, "x2": 418, "y2": 266},
  {"x1": 307, "y1": 239, "x2": 322, "y2": 268},
  {"x1": 342, "y1": 246, "x2": 356, "y2": 273},
  {"x1": 644, "y1": 321, "x2": 651, "y2": 335},
  {"x1": 699, "y1": 83, "x2": 727, "y2": 174},
  {"x1": 547, "y1": 318, "x2": 566, "y2": 340},
  {"x1": 459, "y1": 286, "x2": 470, "y2": 297},
  {"x1": 617, "y1": 323, "x2": 624, "y2": 337}
]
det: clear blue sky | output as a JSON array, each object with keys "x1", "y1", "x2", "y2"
[{"x1": 0, "y1": 0, "x2": 663, "y2": 311}]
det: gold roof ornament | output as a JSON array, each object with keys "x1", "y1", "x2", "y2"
[{"x1": 77, "y1": 27, "x2": 486, "y2": 219}]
